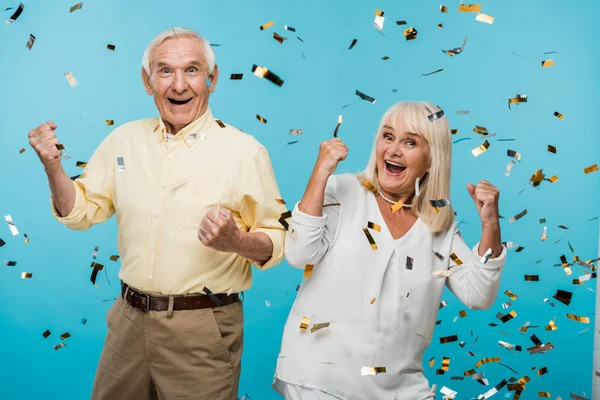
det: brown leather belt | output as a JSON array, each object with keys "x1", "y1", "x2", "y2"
[{"x1": 121, "y1": 281, "x2": 239, "y2": 313}]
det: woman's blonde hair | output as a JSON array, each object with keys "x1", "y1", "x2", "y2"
[{"x1": 358, "y1": 101, "x2": 454, "y2": 233}]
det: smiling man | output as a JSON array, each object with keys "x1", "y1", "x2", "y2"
[{"x1": 27, "y1": 28, "x2": 286, "y2": 400}]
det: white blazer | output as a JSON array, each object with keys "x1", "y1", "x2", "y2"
[{"x1": 275, "y1": 174, "x2": 506, "y2": 400}]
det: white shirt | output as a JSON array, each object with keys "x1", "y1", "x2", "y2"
[{"x1": 275, "y1": 174, "x2": 506, "y2": 400}]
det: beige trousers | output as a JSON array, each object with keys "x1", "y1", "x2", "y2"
[{"x1": 91, "y1": 295, "x2": 243, "y2": 400}]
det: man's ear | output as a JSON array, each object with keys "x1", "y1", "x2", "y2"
[
  {"x1": 142, "y1": 67, "x2": 153, "y2": 95},
  {"x1": 207, "y1": 64, "x2": 219, "y2": 93}
]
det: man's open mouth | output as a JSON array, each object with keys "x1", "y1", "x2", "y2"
[{"x1": 168, "y1": 97, "x2": 193, "y2": 105}]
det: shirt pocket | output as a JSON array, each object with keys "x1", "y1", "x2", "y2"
[{"x1": 174, "y1": 179, "x2": 233, "y2": 230}]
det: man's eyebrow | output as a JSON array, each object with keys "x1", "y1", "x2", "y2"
[{"x1": 155, "y1": 60, "x2": 204, "y2": 68}]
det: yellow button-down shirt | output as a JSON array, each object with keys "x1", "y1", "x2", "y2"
[{"x1": 51, "y1": 108, "x2": 286, "y2": 295}]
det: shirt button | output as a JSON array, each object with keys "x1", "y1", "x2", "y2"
[
  {"x1": 150, "y1": 244, "x2": 156, "y2": 251},
  {"x1": 154, "y1": 213, "x2": 160, "y2": 218},
  {"x1": 148, "y1": 274, "x2": 153, "y2": 280},
  {"x1": 167, "y1": 154, "x2": 173, "y2": 159},
  {"x1": 160, "y1": 182, "x2": 166, "y2": 188}
]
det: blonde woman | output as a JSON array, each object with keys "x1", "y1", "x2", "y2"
[{"x1": 273, "y1": 101, "x2": 506, "y2": 399}]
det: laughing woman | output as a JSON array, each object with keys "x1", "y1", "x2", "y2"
[{"x1": 273, "y1": 101, "x2": 506, "y2": 400}]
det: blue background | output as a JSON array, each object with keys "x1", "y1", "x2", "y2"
[{"x1": 1, "y1": 0, "x2": 599, "y2": 398}]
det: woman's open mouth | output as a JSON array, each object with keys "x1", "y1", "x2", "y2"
[
  {"x1": 385, "y1": 160, "x2": 406, "y2": 176},
  {"x1": 168, "y1": 97, "x2": 193, "y2": 105}
]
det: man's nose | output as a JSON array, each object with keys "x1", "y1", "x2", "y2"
[{"x1": 172, "y1": 71, "x2": 187, "y2": 92}]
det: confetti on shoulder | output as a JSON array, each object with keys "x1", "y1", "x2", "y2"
[{"x1": 361, "y1": 366, "x2": 386, "y2": 376}]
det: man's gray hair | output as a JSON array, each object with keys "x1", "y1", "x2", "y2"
[{"x1": 141, "y1": 27, "x2": 216, "y2": 76}]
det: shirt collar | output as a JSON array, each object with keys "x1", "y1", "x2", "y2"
[{"x1": 153, "y1": 107, "x2": 214, "y2": 147}]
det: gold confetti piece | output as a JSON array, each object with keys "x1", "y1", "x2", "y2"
[
  {"x1": 508, "y1": 94, "x2": 528, "y2": 110},
  {"x1": 538, "y1": 393, "x2": 551, "y2": 398},
  {"x1": 106, "y1": 44, "x2": 115, "y2": 51},
  {"x1": 440, "y1": 334, "x2": 458, "y2": 344},
  {"x1": 443, "y1": 37, "x2": 467, "y2": 56},
  {"x1": 370, "y1": 297, "x2": 377, "y2": 305},
  {"x1": 548, "y1": 175, "x2": 559, "y2": 183},
  {"x1": 499, "y1": 310, "x2": 517, "y2": 323},
  {"x1": 23, "y1": 234, "x2": 29, "y2": 244},
  {"x1": 278, "y1": 210, "x2": 292, "y2": 230},
  {"x1": 230, "y1": 73, "x2": 243, "y2": 80},
  {"x1": 525, "y1": 275, "x2": 539, "y2": 281},
  {"x1": 432, "y1": 270, "x2": 453, "y2": 278},
  {"x1": 509, "y1": 209, "x2": 527, "y2": 223},
  {"x1": 459, "y1": 310, "x2": 467, "y2": 318},
  {"x1": 363, "y1": 228, "x2": 377, "y2": 250},
  {"x1": 5, "y1": 215, "x2": 19, "y2": 236},
  {"x1": 69, "y1": 3, "x2": 82, "y2": 13},
  {"x1": 537, "y1": 367, "x2": 548, "y2": 376},
  {"x1": 566, "y1": 313, "x2": 590, "y2": 323},
  {"x1": 42, "y1": 330, "x2": 51, "y2": 339},
  {"x1": 53, "y1": 343, "x2": 66, "y2": 350},
  {"x1": 505, "y1": 160, "x2": 516, "y2": 177},
  {"x1": 422, "y1": 68, "x2": 443, "y2": 76},
  {"x1": 374, "y1": 9, "x2": 385, "y2": 31},
  {"x1": 5, "y1": 2, "x2": 24, "y2": 24},
  {"x1": 256, "y1": 115, "x2": 267, "y2": 124},
  {"x1": 545, "y1": 320, "x2": 558, "y2": 331},
  {"x1": 332, "y1": 114, "x2": 343, "y2": 137},
  {"x1": 260, "y1": 20, "x2": 274, "y2": 30},
  {"x1": 541, "y1": 59, "x2": 554, "y2": 68},
  {"x1": 507, "y1": 149, "x2": 521, "y2": 161},
  {"x1": 471, "y1": 140, "x2": 490, "y2": 157},
  {"x1": 381, "y1": 56, "x2": 389, "y2": 61},
  {"x1": 449, "y1": 253, "x2": 463, "y2": 266},
  {"x1": 504, "y1": 289, "x2": 518, "y2": 301},
  {"x1": 60, "y1": 332, "x2": 71, "y2": 340},
  {"x1": 553, "y1": 111, "x2": 564, "y2": 120},
  {"x1": 110, "y1": 255, "x2": 119, "y2": 262},
  {"x1": 391, "y1": 199, "x2": 405, "y2": 213},
  {"x1": 356, "y1": 90, "x2": 376, "y2": 103},
  {"x1": 303, "y1": 264, "x2": 314, "y2": 279},
  {"x1": 547, "y1": 144, "x2": 557, "y2": 153},
  {"x1": 311, "y1": 322, "x2": 330, "y2": 333},
  {"x1": 428, "y1": 109, "x2": 445, "y2": 122},
  {"x1": 475, "y1": 357, "x2": 500, "y2": 368},
  {"x1": 442, "y1": 357, "x2": 450, "y2": 371},
  {"x1": 361, "y1": 366, "x2": 386, "y2": 376},
  {"x1": 429, "y1": 357, "x2": 436, "y2": 367},
  {"x1": 476, "y1": 13, "x2": 494, "y2": 24},
  {"x1": 105, "y1": 120, "x2": 114, "y2": 126},
  {"x1": 473, "y1": 125, "x2": 489, "y2": 135},
  {"x1": 584, "y1": 164, "x2": 598, "y2": 174},
  {"x1": 406, "y1": 256, "x2": 413, "y2": 270},
  {"x1": 19, "y1": 148, "x2": 26, "y2": 154},
  {"x1": 26, "y1": 34, "x2": 36, "y2": 50},
  {"x1": 440, "y1": 5, "x2": 448, "y2": 12},
  {"x1": 273, "y1": 32, "x2": 287, "y2": 44},
  {"x1": 299, "y1": 316, "x2": 310, "y2": 330},
  {"x1": 458, "y1": 4, "x2": 481, "y2": 12},
  {"x1": 252, "y1": 64, "x2": 284, "y2": 86},
  {"x1": 367, "y1": 222, "x2": 381, "y2": 232},
  {"x1": 404, "y1": 27, "x2": 418, "y2": 40},
  {"x1": 275, "y1": 198, "x2": 286, "y2": 205},
  {"x1": 21, "y1": 272, "x2": 32, "y2": 279},
  {"x1": 64, "y1": 72, "x2": 78, "y2": 87}
]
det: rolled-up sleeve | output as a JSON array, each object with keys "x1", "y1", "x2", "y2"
[
  {"x1": 239, "y1": 147, "x2": 287, "y2": 270},
  {"x1": 446, "y1": 228, "x2": 507, "y2": 310},
  {"x1": 50, "y1": 135, "x2": 115, "y2": 230},
  {"x1": 284, "y1": 176, "x2": 340, "y2": 269}
]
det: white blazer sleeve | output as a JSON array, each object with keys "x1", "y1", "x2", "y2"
[
  {"x1": 284, "y1": 175, "x2": 341, "y2": 269},
  {"x1": 445, "y1": 228, "x2": 506, "y2": 310}
]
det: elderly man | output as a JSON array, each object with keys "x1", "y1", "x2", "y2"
[{"x1": 28, "y1": 27, "x2": 286, "y2": 400}]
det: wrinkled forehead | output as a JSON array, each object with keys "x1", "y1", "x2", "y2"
[{"x1": 152, "y1": 37, "x2": 206, "y2": 68}]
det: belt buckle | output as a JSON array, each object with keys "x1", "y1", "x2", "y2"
[{"x1": 142, "y1": 293, "x2": 151, "y2": 313}]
